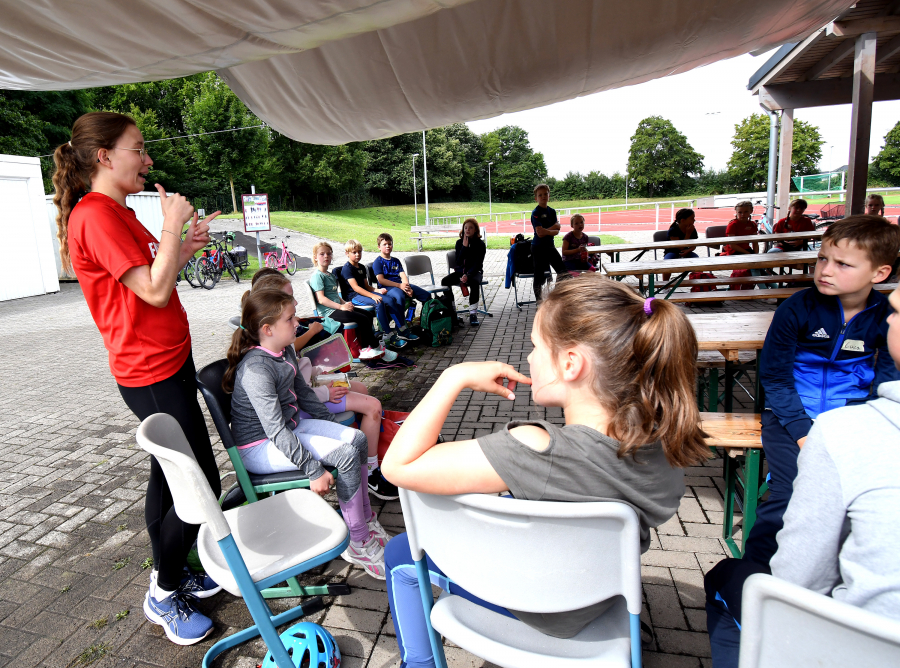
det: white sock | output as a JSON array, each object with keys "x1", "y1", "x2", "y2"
[
  {"x1": 469, "y1": 306, "x2": 477, "y2": 314},
  {"x1": 367, "y1": 456, "x2": 378, "y2": 474},
  {"x1": 151, "y1": 579, "x2": 175, "y2": 601}
]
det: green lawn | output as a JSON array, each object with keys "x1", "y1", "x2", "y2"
[{"x1": 221, "y1": 200, "x2": 630, "y2": 252}]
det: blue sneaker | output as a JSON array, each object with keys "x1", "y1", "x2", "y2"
[
  {"x1": 143, "y1": 590, "x2": 214, "y2": 645},
  {"x1": 397, "y1": 327, "x2": 419, "y2": 342},
  {"x1": 179, "y1": 568, "x2": 222, "y2": 599},
  {"x1": 386, "y1": 333, "x2": 408, "y2": 349}
]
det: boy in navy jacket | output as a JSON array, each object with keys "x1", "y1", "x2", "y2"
[{"x1": 746, "y1": 215, "x2": 900, "y2": 566}]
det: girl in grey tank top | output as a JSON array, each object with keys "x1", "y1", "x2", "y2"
[{"x1": 380, "y1": 276, "x2": 711, "y2": 666}]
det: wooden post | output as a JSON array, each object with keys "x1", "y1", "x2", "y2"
[
  {"x1": 777, "y1": 109, "x2": 794, "y2": 219},
  {"x1": 229, "y1": 175, "x2": 238, "y2": 214},
  {"x1": 847, "y1": 32, "x2": 877, "y2": 215}
]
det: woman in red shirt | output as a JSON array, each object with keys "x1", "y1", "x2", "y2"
[{"x1": 53, "y1": 112, "x2": 221, "y2": 645}]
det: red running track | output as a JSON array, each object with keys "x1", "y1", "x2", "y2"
[{"x1": 477, "y1": 204, "x2": 900, "y2": 236}]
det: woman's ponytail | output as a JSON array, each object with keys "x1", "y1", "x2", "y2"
[
  {"x1": 537, "y1": 275, "x2": 709, "y2": 468},
  {"x1": 51, "y1": 112, "x2": 137, "y2": 275}
]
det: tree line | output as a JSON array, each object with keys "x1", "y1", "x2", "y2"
[{"x1": 2, "y1": 73, "x2": 900, "y2": 211}]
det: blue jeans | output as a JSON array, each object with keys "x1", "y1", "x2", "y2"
[
  {"x1": 382, "y1": 286, "x2": 431, "y2": 328},
  {"x1": 351, "y1": 294, "x2": 393, "y2": 332},
  {"x1": 385, "y1": 532, "x2": 516, "y2": 668},
  {"x1": 704, "y1": 558, "x2": 771, "y2": 668},
  {"x1": 663, "y1": 251, "x2": 699, "y2": 260}
]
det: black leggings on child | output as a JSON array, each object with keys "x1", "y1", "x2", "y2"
[
  {"x1": 442, "y1": 271, "x2": 481, "y2": 305},
  {"x1": 118, "y1": 352, "x2": 221, "y2": 592},
  {"x1": 328, "y1": 309, "x2": 379, "y2": 348}
]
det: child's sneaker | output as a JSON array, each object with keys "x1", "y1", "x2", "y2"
[
  {"x1": 143, "y1": 590, "x2": 214, "y2": 645},
  {"x1": 367, "y1": 468, "x2": 399, "y2": 500},
  {"x1": 381, "y1": 347, "x2": 399, "y2": 363},
  {"x1": 358, "y1": 346, "x2": 384, "y2": 360},
  {"x1": 341, "y1": 536, "x2": 386, "y2": 580},
  {"x1": 178, "y1": 569, "x2": 222, "y2": 599},
  {"x1": 368, "y1": 515, "x2": 391, "y2": 548},
  {"x1": 397, "y1": 327, "x2": 419, "y2": 342},
  {"x1": 385, "y1": 332, "x2": 408, "y2": 349}
]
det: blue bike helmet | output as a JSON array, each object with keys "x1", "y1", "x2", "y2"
[{"x1": 261, "y1": 622, "x2": 341, "y2": 668}]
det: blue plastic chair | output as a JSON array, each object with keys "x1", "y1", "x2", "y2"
[
  {"x1": 399, "y1": 489, "x2": 643, "y2": 668},
  {"x1": 136, "y1": 413, "x2": 350, "y2": 668}
]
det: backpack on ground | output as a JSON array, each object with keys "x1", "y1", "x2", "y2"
[{"x1": 420, "y1": 298, "x2": 453, "y2": 347}]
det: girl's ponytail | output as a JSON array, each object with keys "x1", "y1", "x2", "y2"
[
  {"x1": 51, "y1": 112, "x2": 137, "y2": 275},
  {"x1": 222, "y1": 288, "x2": 295, "y2": 394},
  {"x1": 537, "y1": 275, "x2": 708, "y2": 468}
]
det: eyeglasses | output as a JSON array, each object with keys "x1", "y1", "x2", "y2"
[{"x1": 114, "y1": 146, "x2": 150, "y2": 162}]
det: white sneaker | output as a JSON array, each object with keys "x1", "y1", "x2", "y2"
[
  {"x1": 341, "y1": 536, "x2": 386, "y2": 579},
  {"x1": 358, "y1": 346, "x2": 384, "y2": 360},
  {"x1": 381, "y1": 347, "x2": 398, "y2": 362},
  {"x1": 368, "y1": 516, "x2": 391, "y2": 548}
]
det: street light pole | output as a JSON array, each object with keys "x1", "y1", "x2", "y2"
[
  {"x1": 412, "y1": 153, "x2": 419, "y2": 226},
  {"x1": 488, "y1": 161, "x2": 493, "y2": 217},
  {"x1": 422, "y1": 131, "x2": 429, "y2": 226}
]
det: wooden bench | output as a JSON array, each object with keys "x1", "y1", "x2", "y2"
[
  {"x1": 411, "y1": 225, "x2": 486, "y2": 251},
  {"x1": 667, "y1": 283, "x2": 897, "y2": 304},
  {"x1": 701, "y1": 412, "x2": 765, "y2": 558},
  {"x1": 675, "y1": 274, "x2": 814, "y2": 289}
]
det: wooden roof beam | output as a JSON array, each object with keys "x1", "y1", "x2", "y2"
[
  {"x1": 877, "y1": 33, "x2": 900, "y2": 64},
  {"x1": 758, "y1": 73, "x2": 900, "y2": 110},
  {"x1": 828, "y1": 16, "x2": 900, "y2": 37},
  {"x1": 802, "y1": 40, "x2": 855, "y2": 80}
]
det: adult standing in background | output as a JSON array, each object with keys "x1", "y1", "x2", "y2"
[{"x1": 53, "y1": 112, "x2": 222, "y2": 645}]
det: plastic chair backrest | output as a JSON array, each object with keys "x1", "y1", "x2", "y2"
[
  {"x1": 706, "y1": 225, "x2": 727, "y2": 239},
  {"x1": 446, "y1": 250, "x2": 457, "y2": 271},
  {"x1": 305, "y1": 280, "x2": 321, "y2": 311},
  {"x1": 404, "y1": 254, "x2": 435, "y2": 282},
  {"x1": 196, "y1": 360, "x2": 236, "y2": 441},
  {"x1": 587, "y1": 235, "x2": 601, "y2": 246},
  {"x1": 739, "y1": 573, "x2": 900, "y2": 668},
  {"x1": 366, "y1": 262, "x2": 378, "y2": 286},
  {"x1": 652, "y1": 230, "x2": 669, "y2": 243},
  {"x1": 228, "y1": 315, "x2": 241, "y2": 331},
  {"x1": 332, "y1": 266, "x2": 350, "y2": 301},
  {"x1": 400, "y1": 490, "x2": 642, "y2": 615},
  {"x1": 137, "y1": 414, "x2": 231, "y2": 541}
]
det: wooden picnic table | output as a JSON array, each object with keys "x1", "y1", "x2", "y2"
[
  {"x1": 602, "y1": 250, "x2": 817, "y2": 297},
  {"x1": 586, "y1": 230, "x2": 822, "y2": 262}
]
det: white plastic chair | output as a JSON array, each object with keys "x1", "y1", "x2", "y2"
[
  {"x1": 739, "y1": 574, "x2": 900, "y2": 668},
  {"x1": 399, "y1": 490, "x2": 643, "y2": 668},
  {"x1": 136, "y1": 413, "x2": 350, "y2": 668}
]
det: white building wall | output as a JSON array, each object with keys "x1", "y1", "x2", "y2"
[
  {"x1": 0, "y1": 155, "x2": 60, "y2": 301},
  {"x1": 46, "y1": 190, "x2": 166, "y2": 279}
]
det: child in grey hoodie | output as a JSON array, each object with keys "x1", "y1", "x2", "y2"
[{"x1": 224, "y1": 288, "x2": 387, "y2": 579}]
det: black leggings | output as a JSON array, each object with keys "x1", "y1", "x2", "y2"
[
  {"x1": 328, "y1": 309, "x2": 379, "y2": 348},
  {"x1": 118, "y1": 352, "x2": 220, "y2": 592},
  {"x1": 442, "y1": 271, "x2": 481, "y2": 305},
  {"x1": 532, "y1": 245, "x2": 566, "y2": 297}
]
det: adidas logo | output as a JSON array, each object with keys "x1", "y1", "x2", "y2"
[{"x1": 811, "y1": 328, "x2": 830, "y2": 339}]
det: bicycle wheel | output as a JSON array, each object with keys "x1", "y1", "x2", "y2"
[
  {"x1": 264, "y1": 253, "x2": 278, "y2": 270},
  {"x1": 196, "y1": 257, "x2": 216, "y2": 290},
  {"x1": 183, "y1": 258, "x2": 198, "y2": 287},
  {"x1": 225, "y1": 255, "x2": 240, "y2": 283},
  {"x1": 285, "y1": 251, "x2": 297, "y2": 275}
]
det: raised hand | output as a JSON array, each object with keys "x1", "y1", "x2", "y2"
[
  {"x1": 155, "y1": 183, "x2": 194, "y2": 229},
  {"x1": 182, "y1": 210, "x2": 219, "y2": 255},
  {"x1": 445, "y1": 361, "x2": 531, "y2": 400}
]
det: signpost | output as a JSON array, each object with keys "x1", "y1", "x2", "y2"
[{"x1": 242, "y1": 188, "x2": 270, "y2": 268}]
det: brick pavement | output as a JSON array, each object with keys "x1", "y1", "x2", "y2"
[{"x1": 0, "y1": 248, "x2": 773, "y2": 668}]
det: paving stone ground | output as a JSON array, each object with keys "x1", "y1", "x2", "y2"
[{"x1": 0, "y1": 235, "x2": 776, "y2": 668}]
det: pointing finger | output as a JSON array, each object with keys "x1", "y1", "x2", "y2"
[{"x1": 154, "y1": 183, "x2": 167, "y2": 199}]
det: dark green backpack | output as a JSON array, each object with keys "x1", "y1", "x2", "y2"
[{"x1": 420, "y1": 298, "x2": 453, "y2": 347}]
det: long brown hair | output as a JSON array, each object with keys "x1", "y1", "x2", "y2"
[
  {"x1": 240, "y1": 273, "x2": 290, "y2": 309},
  {"x1": 52, "y1": 112, "x2": 137, "y2": 274},
  {"x1": 537, "y1": 275, "x2": 708, "y2": 467},
  {"x1": 459, "y1": 217, "x2": 481, "y2": 239},
  {"x1": 223, "y1": 289, "x2": 295, "y2": 393}
]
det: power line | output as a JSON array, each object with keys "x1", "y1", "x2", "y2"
[{"x1": 36, "y1": 123, "x2": 268, "y2": 157}]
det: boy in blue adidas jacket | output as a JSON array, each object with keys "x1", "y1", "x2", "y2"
[{"x1": 745, "y1": 215, "x2": 900, "y2": 566}]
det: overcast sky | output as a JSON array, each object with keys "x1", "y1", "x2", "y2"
[{"x1": 467, "y1": 51, "x2": 900, "y2": 179}]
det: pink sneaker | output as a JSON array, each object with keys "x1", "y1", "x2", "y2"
[{"x1": 341, "y1": 536, "x2": 385, "y2": 580}]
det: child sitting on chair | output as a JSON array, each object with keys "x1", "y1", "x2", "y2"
[
  {"x1": 373, "y1": 233, "x2": 425, "y2": 341},
  {"x1": 247, "y1": 273, "x2": 399, "y2": 500},
  {"x1": 561, "y1": 213, "x2": 597, "y2": 274},
  {"x1": 225, "y1": 289, "x2": 389, "y2": 579},
  {"x1": 380, "y1": 276, "x2": 710, "y2": 666},
  {"x1": 441, "y1": 218, "x2": 487, "y2": 327}
]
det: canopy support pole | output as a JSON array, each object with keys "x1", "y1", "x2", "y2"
[
  {"x1": 776, "y1": 109, "x2": 794, "y2": 220},
  {"x1": 847, "y1": 32, "x2": 877, "y2": 214},
  {"x1": 761, "y1": 104, "x2": 780, "y2": 232}
]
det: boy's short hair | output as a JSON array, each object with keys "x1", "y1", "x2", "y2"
[
  {"x1": 251, "y1": 267, "x2": 284, "y2": 286},
  {"x1": 345, "y1": 239, "x2": 363, "y2": 253},
  {"x1": 789, "y1": 198, "x2": 808, "y2": 212},
  {"x1": 866, "y1": 193, "x2": 885, "y2": 209},
  {"x1": 735, "y1": 200, "x2": 753, "y2": 210},
  {"x1": 534, "y1": 183, "x2": 550, "y2": 196},
  {"x1": 377, "y1": 233, "x2": 393, "y2": 246},
  {"x1": 822, "y1": 214, "x2": 900, "y2": 269}
]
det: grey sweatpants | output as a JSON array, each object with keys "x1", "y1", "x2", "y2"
[{"x1": 239, "y1": 419, "x2": 367, "y2": 503}]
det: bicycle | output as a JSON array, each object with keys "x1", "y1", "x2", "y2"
[
  {"x1": 197, "y1": 235, "x2": 240, "y2": 289},
  {"x1": 264, "y1": 236, "x2": 297, "y2": 275}
]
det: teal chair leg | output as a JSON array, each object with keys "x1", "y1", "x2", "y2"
[
  {"x1": 631, "y1": 613, "x2": 642, "y2": 668},
  {"x1": 415, "y1": 556, "x2": 449, "y2": 668}
]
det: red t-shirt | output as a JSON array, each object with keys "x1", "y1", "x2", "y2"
[
  {"x1": 772, "y1": 215, "x2": 815, "y2": 250},
  {"x1": 721, "y1": 218, "x2": 759, "y2": 255},
  {"x1": 68, "y1": 192, "x2": 191, "y2": 387}
]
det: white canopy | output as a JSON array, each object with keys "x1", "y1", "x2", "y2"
[{"x1": 0, "y1": 0, "x2": 855, "y2": 144}]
